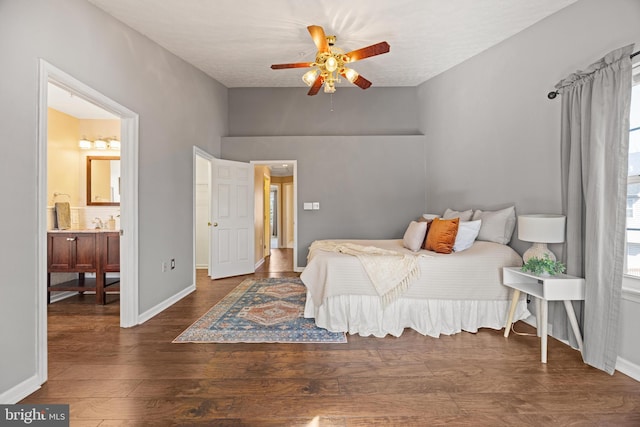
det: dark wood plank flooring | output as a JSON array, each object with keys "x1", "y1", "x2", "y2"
[
  {"x1": 21, "y1": 260, "x2": 640, "y2": 426},
  {"x1": 256, "y1": 248, "x2": 294, "y2": 273}
]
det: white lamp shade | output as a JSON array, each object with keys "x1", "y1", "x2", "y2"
[{"x1": 518, "y1": 214, "x2": 566, "y2": 243}]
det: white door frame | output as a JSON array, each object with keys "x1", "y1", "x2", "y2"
[
  {"x1": 192, "y1": 146, "x2": 214, "y2": 283},
  {"x1": 250, "y1": 160, "x2": 299, "y2": 271},
  {"x1": 37, "y1": 60, "x2": 139, "y2": 385}
]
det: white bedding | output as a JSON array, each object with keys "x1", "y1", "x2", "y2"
[{"x1": 301, "y1": 239, "x2": 530, "y2": 338}]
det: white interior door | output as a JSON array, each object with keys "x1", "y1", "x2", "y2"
[{"x1": 210, "y1": 159, "x2": 254, "y2": 279}]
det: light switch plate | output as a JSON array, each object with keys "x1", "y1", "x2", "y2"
[
  {"x1": 303, "y1": 202, "x2": 313, "y2": 210},
  {"x1": 312, "y1": 202, "x2": 320, "y2": 210}
]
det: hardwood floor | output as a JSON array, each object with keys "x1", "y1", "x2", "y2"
[
  {"x1": 22, "y1": 265, "x2": 640, "y2": 426},
  {"x1": 255, "y1": 248, "x2": 294, "y2": 273}
]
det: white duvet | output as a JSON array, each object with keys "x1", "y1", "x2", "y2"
[{"x1": 301, "y1": 239, "x2": 530, "y2": 338}]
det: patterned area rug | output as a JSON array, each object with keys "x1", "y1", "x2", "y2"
[{"x1": 173, "y1": 277, "x2": 347, "y2": 344}]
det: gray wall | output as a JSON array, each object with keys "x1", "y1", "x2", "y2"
[
  {"x1": 416, "y1": 0, "x2": 640, "y2": 256},
  {"x1": 0, "y1": 0, "x2": 227, "y2": 398},
  {"x1": 222, "y1": 136, "x2": 428, "y2": 266},
  {"x1": 229, "y1": 87, "x2": 420, "y2": 136},
  {"x1": 416, "y1": 0, "x2": 640, "y2": 367},
  {"x1": 227, "y1": 85, "x2": 425, "y2": 267}
]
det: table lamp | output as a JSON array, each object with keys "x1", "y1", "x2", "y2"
[{"x1": 518, "y1": 214, "x2": 566, "y2": 262}]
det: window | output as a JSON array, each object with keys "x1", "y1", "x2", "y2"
[{"x1": 624, "y1": 64, "x2": 640, "y2": 276}]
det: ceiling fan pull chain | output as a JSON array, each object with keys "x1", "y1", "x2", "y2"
[{"x1": 330, "y1": 93, "x2": 334, "y2": 112}]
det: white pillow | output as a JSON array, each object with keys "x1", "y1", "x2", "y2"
[
  {"x1": 453, "y1": 220, "x2": 482, "y2": 252},
  {"x1": 422, "y1": 213, "x2": 440, "y2": 220},
  {"x1": 402, "y1": 220, "x2": 428, "y2": 252},
  {"x1": 443, "y1": 208, "x2": 473, "y2": 221},
  {"x1": 472, "y1": 206, "x2": 516, "y2": 244}
]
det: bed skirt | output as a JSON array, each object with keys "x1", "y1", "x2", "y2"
[{"x1": 304, "y1": 292, "x2": 530, "y2": 338}]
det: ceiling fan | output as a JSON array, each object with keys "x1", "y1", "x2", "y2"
[{"x1": 271, "y1": 25, "x2": 390, "y2": 96}]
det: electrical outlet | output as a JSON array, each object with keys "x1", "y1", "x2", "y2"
[
  {"x1": 161, "y1": 261, "x2": 168, "y2": 272},
  {"x1": 171, "y1": 258, "x2": 175, "y2": 270}
]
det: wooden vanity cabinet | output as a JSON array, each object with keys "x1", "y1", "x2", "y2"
[
  {"x1": 48, "y1": 233, "x2": 97, "y2": 271},
  {"x1": 100, "y1": 232, "x2": 121, "y2": 297},
  {"x1": 47, "y1": 231, "x2": 120, "y2": 305},
  {"x1": 101, "y1": 232, "x2": 121, "y2": 272}
]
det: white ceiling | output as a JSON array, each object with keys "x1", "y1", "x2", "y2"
[{"x1": 87, "y1": 0, "x2": 578, "y2": 89}]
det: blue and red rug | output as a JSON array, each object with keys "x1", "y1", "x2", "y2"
[{"x1": 173, "y1": 277, "x2": 347, "y2": 344}]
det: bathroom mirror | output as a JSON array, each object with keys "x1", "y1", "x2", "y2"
[{"x1": 87, "y1": 156, "x2": 120, "y2": 206}]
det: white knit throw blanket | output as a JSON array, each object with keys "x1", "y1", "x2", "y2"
[{"x1": 308, "y1": 240, "x2": 425, "y2": 306}]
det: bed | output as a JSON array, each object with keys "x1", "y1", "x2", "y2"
[{"x1": 300, "y1": 238, "x2": 530, "y2": 338}]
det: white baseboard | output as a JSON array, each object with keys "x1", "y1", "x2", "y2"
[
  {"x1": 49, "y1": 291, "x2": 79, "y2": 303},
  {"x1": 137, "y1": 284, "x2": 195, "y2": 324},
  {"x1": 294, "y1": 266, "x2": 304, "y2": 273},
  {"x1": 195, "y1": 264, "x2": 208, "y2": 270},
  {"x1": 616, "y1": 356, "x2": 640, "y2": 382},
  {"x1": 255, "y1": 258, "x2": 265, "y2": 269},
  {"x1": 523, "y1": 316, "x2": 639, "y2": 382},
  {"x1": 0, "y1": 374, "x2": 40, "y2": 404}
]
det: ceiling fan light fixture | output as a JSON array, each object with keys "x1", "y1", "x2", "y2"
[
  {"x1": 344, "y1": 68, "x2": 359, "y2": 83},
  {"x1": 302, "y1": 69, "x2": 318, "y2": 86},
  {"x1": 323, "y1": 83, "x2": 336, "y2": 94},
  {"x1": 270, "y1": 25, "x2": 390, "y2": 96},
  {"x1": 325, "y1": 56, "x2": 338, "y2": 72}
]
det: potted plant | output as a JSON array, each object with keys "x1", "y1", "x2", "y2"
[{"x1": 521, "y1": 254, "x2": 566, "y2": 276}]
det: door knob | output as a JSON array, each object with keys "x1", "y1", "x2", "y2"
[
  {"x1": 207, "y1": 222, "x2": 211, "y2": 226},
  {"x1": 213, "y1": 222, "x2": 218, "y2": 227}
]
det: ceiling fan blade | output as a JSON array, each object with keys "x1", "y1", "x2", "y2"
[
  {"x1": 353, "y1": 75, "x2": 372, "y2": 89},
  {"x1": 271, "y1": 62, "x2": 314, "y2": 70},
  {"x1": 308, "y1": 25, "x2": 329, "y2": 53},
  {"x1": 307, "y1": 75, "x2": 324, "y2": 96},
  {"x1": 345, "y1": 41, "x2": 390, "y2": 62},
  {"x1": 349, "y1": 74, "x2": 372, "y2": 90}
]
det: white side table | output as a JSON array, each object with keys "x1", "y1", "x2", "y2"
[{"x1": 502, "y1": 266, "x2": 585, "y2": 363}]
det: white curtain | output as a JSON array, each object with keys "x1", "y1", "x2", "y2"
[{"x1": 555, "y1": 44, "x2": 633, "y2": 374}]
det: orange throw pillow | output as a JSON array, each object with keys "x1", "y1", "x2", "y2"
[{"x1": 425, "y1": 217, "x2": 459, "y2": 254}]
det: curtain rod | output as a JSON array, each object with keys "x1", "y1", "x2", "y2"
[{"x1": 547, "y1": 50, "x2": 640, "y2": 100}]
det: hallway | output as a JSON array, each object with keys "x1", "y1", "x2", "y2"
[{"x1": 255, "y1": 248, "x2": 294, "y2": 273}]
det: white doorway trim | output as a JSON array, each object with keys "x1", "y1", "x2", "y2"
[
  {"x1": 193, "y1": 146, "x2": 214, "y2": 284},
  {"x1": 37, "y1": 60, "x2": 139, "y2": 386},
  {"x1": 250, "y1": 160, "x2": 299, "y2": 271}
]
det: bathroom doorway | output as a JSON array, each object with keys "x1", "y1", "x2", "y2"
[{"x1": 37, "y1": 60, "x2": 139, "y2": 385}]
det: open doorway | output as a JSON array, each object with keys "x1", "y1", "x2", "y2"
[
  {"x1": 37, "y1": 60, "x2": 139, "y2": 386},
  {"x1": 46, "y1": 82, "x2": 122, "y2": 305},
  {"x1": 252, "y1": 161, "x2": 297, "y2": 272},
  {"x1": 193, "y1": 147, "x2": 212, "y2": 281}
]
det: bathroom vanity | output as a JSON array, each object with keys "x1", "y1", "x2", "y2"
[{"x1": 47, "y1": 230, "x2": 120, "y2": 304}]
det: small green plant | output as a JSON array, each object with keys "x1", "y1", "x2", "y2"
[{"x1": 521, "y1": 254, "x2": 566, "y2": 276}]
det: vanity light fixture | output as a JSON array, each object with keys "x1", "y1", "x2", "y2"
[
  {"x1": 78, "y1": 136, "x2": 121, "y2": 150},
  {"x1": 78, "y1": 137, "x2": 92, "y2": 150},
  {"x1": 108, "y1": 137, "x2": 121, "y2": 150},
  {"x1": 94, "y1": 138, "x2": 108, "y2": 150}
]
